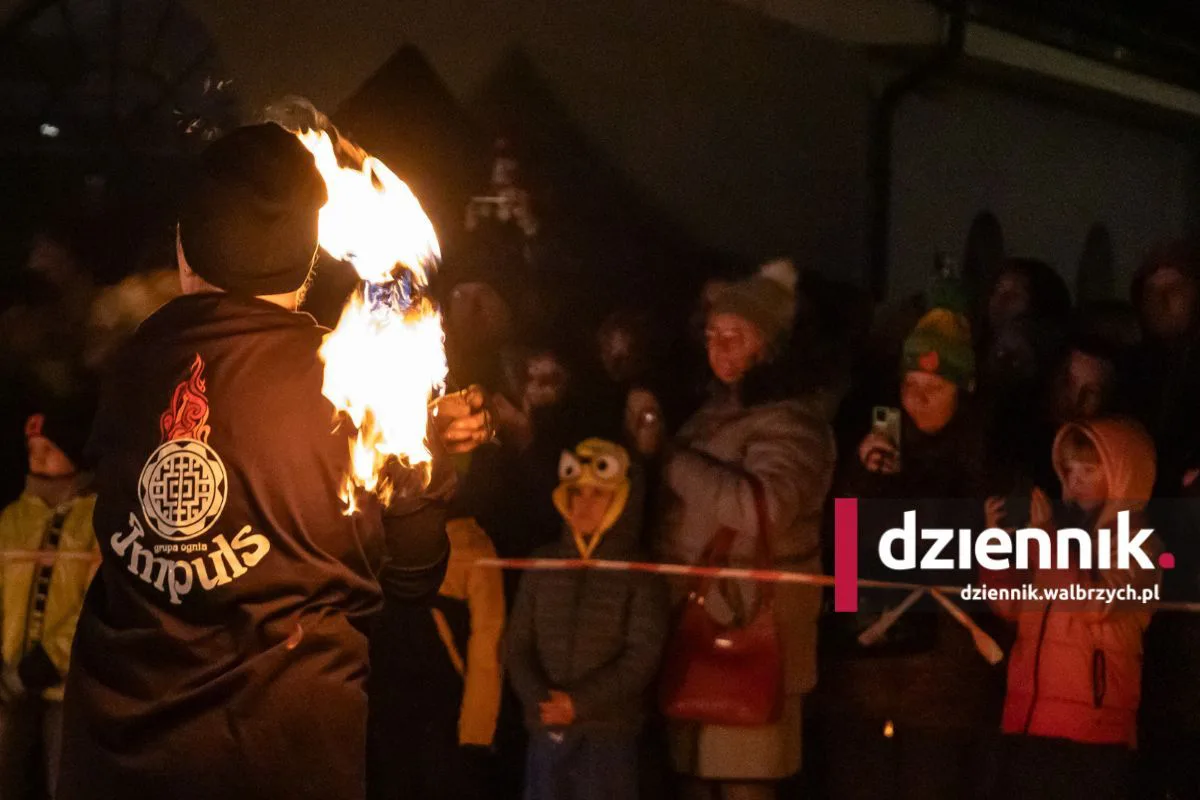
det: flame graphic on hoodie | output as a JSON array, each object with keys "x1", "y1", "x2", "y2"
[{"x1": 160, "y1": 355, "x2": 212, "y2": 444}]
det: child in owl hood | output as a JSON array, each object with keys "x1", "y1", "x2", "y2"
[{"x1": 506, "y1": 436, "x2": 669, "y2": 800}]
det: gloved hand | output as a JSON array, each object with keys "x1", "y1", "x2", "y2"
[{"x1": 17, "y1": 645, "x2": 60, "y2": 694}]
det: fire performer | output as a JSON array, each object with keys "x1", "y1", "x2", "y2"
[{"x1": 57, "y1": 124, "x2": 490, "y2": 800}]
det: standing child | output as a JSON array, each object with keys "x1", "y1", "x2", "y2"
[
  {"x1": 0, "y1": 405, "x2": 98, "y2": 799},
  {"x1": 986, "y1": 417, "x2": 1161, "y2": 800},
  {"x1": 507, "y1": 437, "x2": 668, "y2": 800}
]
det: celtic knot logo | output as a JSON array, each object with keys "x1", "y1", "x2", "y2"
[
  {"x1": 139, "y1": 439, "x2": 227, "y2": 540},
  {"x1": 138, "y1": 354, "x2": 228, "y2": 540}
]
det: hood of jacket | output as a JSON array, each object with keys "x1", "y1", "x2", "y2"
[
  {"x1": 1052, "y1": 416, "x2": 1156, "y2": 524},
  {"x1": 554, "y1": 460, "x2": 644, "y2": 560}
]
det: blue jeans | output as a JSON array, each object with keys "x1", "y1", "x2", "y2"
[{"x1": 524, "y1": 730, "x2": 638, "y2": 800}]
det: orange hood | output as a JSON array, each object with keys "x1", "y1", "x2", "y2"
[{"x1": 1052, "y1": 417, "x2": 1156, "y2": 521}]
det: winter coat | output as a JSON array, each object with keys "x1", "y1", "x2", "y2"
[
  {"x1": 434, "y1": 518, "x2": 505, "y2": 746},
  {"x1": 60, "y1": 293, "x2": 452, "y2": 800},
  {"x1": 1140, "y1": 481, "x2": 1200, "y2": 738},
  {"x1": 992, "y1": 418, "x2": 1160, "y2": 748},
  {"x1": 826, "y1": 402, "x2": 1005, "y2": 731},
  {"x1": 1126, "y1": 336, "x2": 1200, "y2": 495},
  {"x1": 506, "y1": 473, "x2": 669, "y2": 736},
  {"x1": 657, "y1": 384, "x2": 834, "y2": 697},
  {"x1": 1127, "y1": 244, "x2": 1200, "y2": 494},
  {"x1": 0, "y1": 480, "x2": 97, "y2": 701}
]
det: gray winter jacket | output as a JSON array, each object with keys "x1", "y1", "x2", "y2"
[
  {"x1": 505, "y1": 477, "x2": 669, "y2": 736},
  {"x1": 657, "y1": 393, "x2": 835, "y2": 695}
]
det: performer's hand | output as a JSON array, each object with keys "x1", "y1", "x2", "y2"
[{"x1": 433, "y1": 385, "x2": 493, "y2": 455}]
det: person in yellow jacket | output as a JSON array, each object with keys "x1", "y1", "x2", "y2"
[
  {"x1": 0, "y1": 407, "x2": 98, "y2": 799},
  {"x1": 367, "y1": 516, "x2": 505, "y2": 800},
  {"x1": 435, "y1": 518, "x2": 506, "y2": 749}
]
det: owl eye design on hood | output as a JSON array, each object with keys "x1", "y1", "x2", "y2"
[
  {"x1": 593, "y1": 454, "x2": 621, "y2": 481},
  {"x1": 556, "y1": 442, "x2": 630, "y2": 488},
  {"x1": 552, "y1": 438, "x2": 633, "y2": 556},
  {"x1": 559, "y1": 451, "x2": 583, "y2": 481}
]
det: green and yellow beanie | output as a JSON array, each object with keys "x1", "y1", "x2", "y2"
[{"x1": 901, "y1": 308, "x2": 975, "y2": 389}]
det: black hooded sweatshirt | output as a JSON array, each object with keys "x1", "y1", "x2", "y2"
[{"x1": 58, "y1": 293, "x2": 450, "y2": 800}]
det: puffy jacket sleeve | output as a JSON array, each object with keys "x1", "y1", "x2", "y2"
[
  {"x1": 505, "y1": 571, "x2": 550, "y2": 710},
  {"x1": 666, "y1": 407, "x2": 834, "y2": 559},
  {"x1": 568, "y1": 571, "x2": 670, "y2": 722},
  {"x1": 458, "y1": 526, "x2": 505, "y2": 746}
]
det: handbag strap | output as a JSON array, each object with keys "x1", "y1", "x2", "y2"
[
  {"x1": 746, "y1": 476, "x2": 776, "y2": 604},
  {"x1": 687, "y1": 475, "x2": 776, "y2": 602},
  {"x1": 747, "y1": 475, "x2": 775, "y2": 568}
]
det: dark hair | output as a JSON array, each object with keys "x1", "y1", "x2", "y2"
[
  {"x1": 1131, "y1": 239, "x2": 1200, "y2": 309},
  {"x1": 992, "y1": 258, "x2": 1072, "y2": 322},
  {"x1": 736, "y1": 328, "x2": 832, "y2": 409},
  {"x1": 1065, "y1": 332, "x2": 1120, "y2": 368},
  {"x1": 1056, "y1": 426, "x2": 1101, "y2": 467},
  {"x1": 597, "y1": 307, "x2": 655, "y2": 348}
]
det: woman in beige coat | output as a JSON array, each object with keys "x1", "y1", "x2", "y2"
[{"x1": 657, "y1": 261, "x2": 836, "y2": 800}]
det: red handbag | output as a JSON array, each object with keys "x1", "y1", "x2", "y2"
[{"x1": 658, "y1": 479, "x2": 783, "y2": 726}]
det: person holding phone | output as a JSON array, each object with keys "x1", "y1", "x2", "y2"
[
  {"x1": 820, "y1": 303, "x2": 1004, "y2": 800},
  {"x1": 856, "y1": 309, "x2": 978, "y2": 476}
]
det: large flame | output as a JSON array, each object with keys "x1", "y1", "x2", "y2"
[
  {"x1": 296, "y1": 129, "x2": 447, "y2": 512},
  {"x1": 297, "y1": 130, "x2": 440, "y2": 283}
]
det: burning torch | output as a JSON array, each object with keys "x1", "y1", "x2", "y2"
[{"x1": 290, "y1": 124, "x2": 489, "y2": 513}]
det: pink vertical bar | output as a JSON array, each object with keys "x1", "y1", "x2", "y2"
[{"x1": 834, "y1": 497, "x2": 858, "y2": 612}]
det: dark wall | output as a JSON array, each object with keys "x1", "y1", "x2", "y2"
[
  {"x1": 190, "y1": 0, "x2": 873, "y2": 282},
  {"x1": 889, "y1": 76, "x2": 1200, "y2": 301}
]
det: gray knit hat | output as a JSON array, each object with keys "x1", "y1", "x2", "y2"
[{"x1": 708, "y1": 259, "x2": 798, "y2": 349}]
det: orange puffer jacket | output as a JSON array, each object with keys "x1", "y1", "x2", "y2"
[{"x1": 995, "y1": 418, "x2": 1161, "y2": 748}]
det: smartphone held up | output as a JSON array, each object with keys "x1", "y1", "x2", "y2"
[{"x1": 868, "y1": 406, "x2": 902, "y2": 474}]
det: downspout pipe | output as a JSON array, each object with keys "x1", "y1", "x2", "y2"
[{"x1": 868, "y1": 0, "x2": 967, "y2": 299}]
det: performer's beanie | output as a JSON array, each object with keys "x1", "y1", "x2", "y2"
[
  {"x1": 708, "y1": 259, "x2": 798, "y2": 352},
  {"x1": 901, "y1": 308, "x2": 975, "y2": 389},
  {"x1": 179, "y1": 123, "x2": 328, "y2": 297}
]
